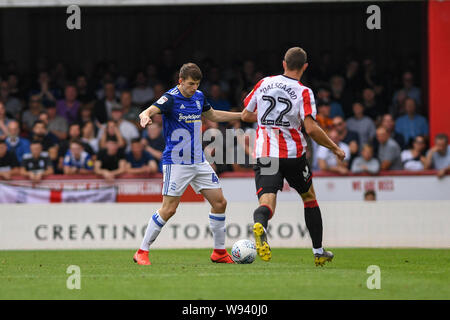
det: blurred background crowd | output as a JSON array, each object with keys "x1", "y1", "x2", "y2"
[{"x1": 0, "y1": 47, "x2": 448, "y2": 182}]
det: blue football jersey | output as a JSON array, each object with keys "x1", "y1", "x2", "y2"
[
  {"x1": 63, "y1": 150, "x2": 94, "y2": 170},
  {"x1": 152, "y1": 86, "x2": 211, "y2": 165}
]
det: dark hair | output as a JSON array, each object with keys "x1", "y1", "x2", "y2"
[
  {"x1": 284, "y1": 47, "x2": 307, "y2": 71},
  {"x1": 364, "y1": 190, "x2": 376, "y2": 199},
  {"x1": 316, "y1": 99, "x2": 330, "y2": 108},
  {"x1": 32, "y1": 120, "x2": 46, "y2": 128},
  {"x1": 70, "y1": 138, "x2": 83, "y2": 147},
  {"x1": 179, "y1": 63, "x2": 202, "y2": 81},
  {"x1": 65, "y1": 82, "x2": 77, "y2": 89},
  {"x1": 131, "y1": 137, "x2": 141, "y2": 144},
  {"x1": 435, "y1": 133, "x2": 449, "y2": 144},
  {"x1": 0, "y1": 139, "x2": 6, "y2": 145},
  {"x1": 30, "y1": 140, "x2": 43, "y2": 146},
  {"x1": 68, "y1": 122, "x2": 81, "y2": 131}
]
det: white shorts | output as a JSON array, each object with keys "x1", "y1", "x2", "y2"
[{"x1": 162, "y1": 161, "x2": 221, "y2": 197}]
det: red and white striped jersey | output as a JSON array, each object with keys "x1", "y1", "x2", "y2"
[{"x1": 244, "y1": 75, "x2": 317, "y2": 159}]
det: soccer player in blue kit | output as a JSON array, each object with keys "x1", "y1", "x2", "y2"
[{"x1": 134, "y1": 63, "x2": 242, "y2": 265}]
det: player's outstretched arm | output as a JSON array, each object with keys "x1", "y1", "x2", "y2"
[
  {"x1": 304, "y1": 115, "x2": 346, "y2": 161},
  {"x1": 202, "y1": 108, "x2": 241, "y2": 122},
  {"x1": 139, "y1": 105, "x2": 161, "y2": 128},
  {"x1": 241, "y1": 109, "x2": 257, "y2": 123}
]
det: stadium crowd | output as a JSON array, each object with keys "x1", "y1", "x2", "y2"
[{"x1": 0, "y1": 50, "x2": 448, "y2": 182}]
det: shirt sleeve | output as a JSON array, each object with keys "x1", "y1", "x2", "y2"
[
  {"x1": 300, "y1": 88, "x2": 317, "y2": 121},
  {"x1": 350, "y1": 157, "x2": 363, "y2": 173},
  {"x1": 244, "y1": 78, "x2": 265, "y2": 112},
  {"x1": 316, "y1": 146, "x2": 328, "y2": 160},
  {"x1": 152, "y1": 93, "x2": 173, "y2": 115},
  {"x1": 63, "y1": 152, "x2": 71, "y2": 166},
  {"x1": 202, "y1": 96, "x2": 212, "y2": 113}
]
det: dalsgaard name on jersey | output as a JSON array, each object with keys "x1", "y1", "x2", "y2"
[
  {"x1": 259, "y1": 82, "x2": 298, "y2": 100},
  {"x1": 152, "y1": 86, "x2": 211, "y2": 165}
]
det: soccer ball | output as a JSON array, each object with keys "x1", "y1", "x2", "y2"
[{"x1": 231, "y1": 239, "x2": 257, "y2": 264}]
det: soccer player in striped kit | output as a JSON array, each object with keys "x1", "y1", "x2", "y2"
[
  {"x1": 241, "y1": 47, "x2": 346, "y2": 266},
  {"x1": 134, "y1": 63, "x2": 242, "y2": 265}
]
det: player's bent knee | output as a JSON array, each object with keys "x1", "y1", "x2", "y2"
[
  {"x1": 212, "y1": 197, "x2": 227, "y2": 213},
  {"x1": 159, "y1": 208, "x2": 177, "y2": 221}
]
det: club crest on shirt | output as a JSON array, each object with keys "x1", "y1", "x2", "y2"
[
  {"x1": 195, "y1": 100, "x2": 201, "y2": 110},
  {"x1": 156, "y1": 96, "x2": 168, "y2": 105}
]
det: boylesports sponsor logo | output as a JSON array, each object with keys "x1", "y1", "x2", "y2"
[{"x1": 178, "y1": 113, "x2": 201, "y2": 123}]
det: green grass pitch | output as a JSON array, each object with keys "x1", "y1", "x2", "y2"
[{"x1": 0, "y1": 248, "x2": 448, "y2": 300}]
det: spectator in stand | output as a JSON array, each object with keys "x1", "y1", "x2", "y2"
[
  {"x1": 361, "y1": 87, "x2": 383, "y2": 121},
  {"x1": 20, "y1": 140, "x2": 54, "y2": 183},
  {"x1": 75, "y1": 74, "x2": 96, "y2": 106},
  {"x1": 401, "y1": 135, "x2": 427, "y2": 171},
  {"x1": 208, "y1": 84, "x2": 231, "y2": 112},
  {"x1": 317, "y1": 129, "x2": 350, "y2": 175},
  {"x1": 95, "y1": 138, "x2": 127, "y2": 182},
  {"x1": 375, "y1": 127, "x2": 403, "y2": 170},
  {"x1": 56, "y1": 84, "x2": 81, "y2": 124},
  {"x1": 94, "y1": 81, "x2": 120, "y2": 124},
  {"x1": 332, "y1": 116, "x2": 359, "y2": 164},
  {"x1": 346, "y1": 101, "x2": 376, "y2": 148},
  {"x1": 0, "y1": 101, "x2": 11, "y2": 138},
  {"x1": 364, "y1": 190, "x2": 376, "y2": 201},
  {"x1": 125, "y1": 138, "x2": 158, "y2": 174},
  {"x1": 63, "y1": 139, "x2": 94, "y2": 175},
  {"x1": 425, "y1": 133, "x2": 450, "y2": 179},
  {"x1": 29, "y1": 71, "x2": 58, "y2": 106},
  {"x1": 0, "y1": 139, "x2": 20, "y2": 180},
  {"x1": 31, "y1": 120, "x2": 59, "y2": 152},
  {"x1": 379, "y1": 113, "x2": 405, "y2": 149},
  {"x1": 22, "y1": 95, "x2": 44, "y2": 133},
  {"x1": 81, "y1": 121, "x2": 99, "y2": 153},
  {"x1": 109, "y1": 104, "x2": 139, "y2": 151},
  {"x1": 329, "y1": 74, "x2": 353, "y2": 116},
  {"x1": 394, "y1": 98, "x2": 428, "y2": 147},
  {"x1": 392, "y1": 71, "x2": 421, "y2": 109},
  {"x1": 141, "y1": 122, "x2": 165, "y2": 168},
  {"x1": 315, "y1": 100, "x2": 334, "y2": 132},
  {"x1": 389, "y1": 88, "x2": 408, "y2": 118},
  {"x1": 40, "y1": 101, "x2": 68, "y2": 141},
  {"x1": 79, "y1": 104, "x2": 96, "y2": 124},
  {"x1": 0, "y1": 80, "x2": 22, "y2": 120},
  {"x1": 351, "y1": 144, "x2": 380, "y2": 174},
  {"x1": 7, "y1": 73, "x2": 26, "y2": 101},
  {"x1": 131, "y1": 71, "x2": 154, "y2": 106},
  {"x1": 152, "y1": 83, "x2": 166, "y2": 101},
  {"x1": 5, "y1": 120, "x2": 30, "y2": 162},
  {"x1": 316, "y1": 86, "x2": 344, "y2": 118},
  {"x1": 31, "y1": 120, "x2": 60, "y2": 173},
  {"x1": 120, "y1": 90, "x2": 140, "y2": 125},
  {"x1": 58, "y1": 122, "x2": 95, "y2": 161},
  {"x1": 98, "y1": 120, "x2": 126, "y2": 151}
]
